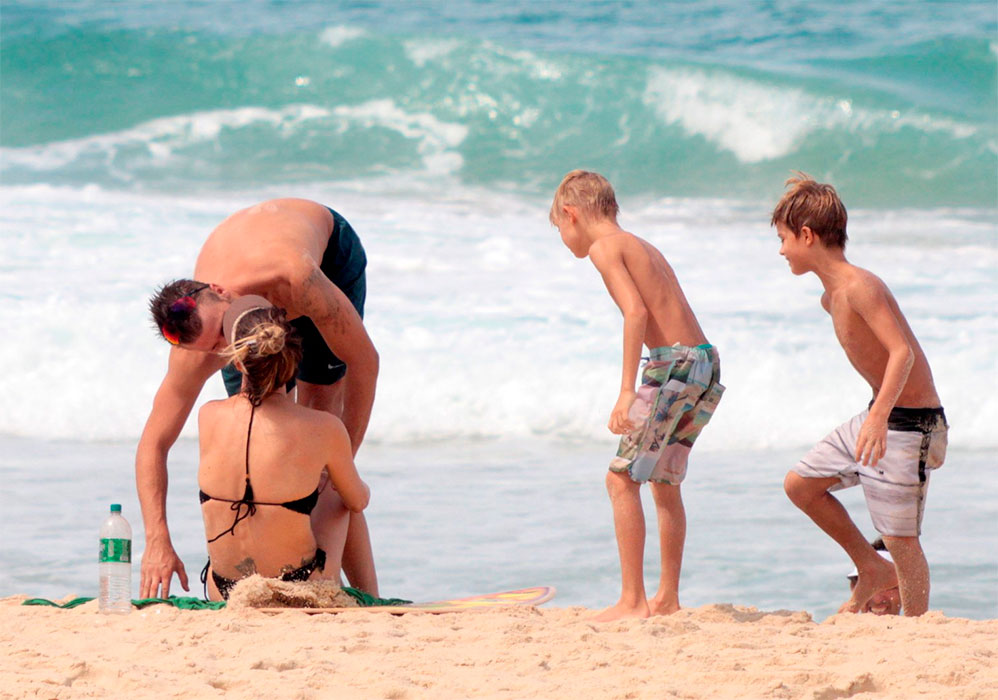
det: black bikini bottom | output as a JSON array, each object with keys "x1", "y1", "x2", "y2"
[{"x1": 201, "y1": 548, "x2": 327, "y2": 600}]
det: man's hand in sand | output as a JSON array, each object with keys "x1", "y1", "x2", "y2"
[
  {"x1": 140, "y1": 539, "x2": 189, "y2": 599},
  {"x1": 838, "y1": 553, "x2": 897, "y2": 615}
]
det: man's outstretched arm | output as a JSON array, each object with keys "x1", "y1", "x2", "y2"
[{"x1": 135, "y1": 347, "x2": 223, "y2": 598}]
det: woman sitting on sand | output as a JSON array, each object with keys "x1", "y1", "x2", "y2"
[{"x1": 197, "y1": 295, "x2": 370, "y2": 601}]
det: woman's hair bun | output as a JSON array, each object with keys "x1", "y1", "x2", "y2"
[{"x1": 253, "y1": 323, "x2": 286, "y2": 357}]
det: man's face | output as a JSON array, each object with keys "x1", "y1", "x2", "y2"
[
  {"x1": 863, "y1": 587, "x2": 902, "y2": 615},
  {"x1": 777, "y1": 224, "x2": 809, "y2": 275},
  {"x1": 849, "y1": 579, "x2": 902, "y2": 616},
  {"x1": 183, "y1": 299, "x2": 228, "y2": 354}
]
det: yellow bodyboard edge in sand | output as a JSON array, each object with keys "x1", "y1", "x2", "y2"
[{"x1": 258, "y1": 586, "x2": 556, "y2": 614}]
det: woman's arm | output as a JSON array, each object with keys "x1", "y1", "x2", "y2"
[{"x1": 321, "y1": 415, "x2": 370, "y2": 512}]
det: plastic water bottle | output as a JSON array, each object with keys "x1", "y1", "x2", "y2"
[{"x1": 99, "y1": 504, "x2": 132, "y2": 614}]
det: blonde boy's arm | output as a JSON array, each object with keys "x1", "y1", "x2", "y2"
[
  {"x1": 589, "y1": 242, "x2": 648, "y2": 434},
  {"x1": 847, "y1": 281, "x2": 914, "y2": 467}
]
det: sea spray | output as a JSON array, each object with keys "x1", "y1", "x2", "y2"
[{"x1": 0, "y1": 185, "x2": 993, "y2": 449}]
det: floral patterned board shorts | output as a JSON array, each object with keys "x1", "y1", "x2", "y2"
[{"x1": 610, "y1": 344, "x2": 725, "y2": 485}]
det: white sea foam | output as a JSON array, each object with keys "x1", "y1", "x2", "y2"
[
  {"x1": 643, "y1": 68, "x2": 815, "y2": 162},
  {"x1": 331, "y1": 99, "x2": 468, "y2": 173},
  {"x1": 643, "y1": 66, "x2": 982, "y2": 163},
  {"x1": 403, "y1": 38, "x2": 465, "y2": 67},
  {"x1": 319, "y1": 25, "x2": 367, "y2": 48},
  {"x1": 1, "y1": 105, "x2": 333, "y2": 172},
  {"x1": 2, "y1": 100, "x2": 468, "y2": 180},
  {"x1": 0, "y1": 184, "x2": 994, "y2": 448}
]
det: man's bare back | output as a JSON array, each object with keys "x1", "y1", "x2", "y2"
[
  {"x1": 821, "y1": 266, "x2": 940, "y2": 408},
  {"x1": 194, "y1": 198, "x2": 334, "y2": 318}
]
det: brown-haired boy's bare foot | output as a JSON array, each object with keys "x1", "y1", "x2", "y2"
[
  {"x1": 592, "y1": 599, "x2": 650, "y2": 622},
  {"x1": 839, "y1": 555, "x2": 898, "y2": 614},
  {"x1": 647, "y1": 595, "x2": 681, "y2": 616}
]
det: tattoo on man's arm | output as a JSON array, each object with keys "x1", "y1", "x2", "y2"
[{"x1": 301, "y1": 266, "x2": 347, "y2": 334}]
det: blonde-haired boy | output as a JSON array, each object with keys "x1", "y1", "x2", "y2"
[
  {"x1": 774, "y1": 173, "x2": 948, "y2": 617},
  {"x1": 550, "y1": 170, "x2": 725, "y2": 621}
]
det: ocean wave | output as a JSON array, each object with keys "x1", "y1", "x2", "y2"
[
  {"x1": 643, "y1": 66, "x2": 982, "y2": 164},
  {"x1": 2, "y1": 100, "x2": 468, "y2": 183},
  {"x1": 2, "y1": 104, "x2": 331, "y2": 171},
  {"x1": 1, "y1": 25, "x2": 994, "y2": 206}
]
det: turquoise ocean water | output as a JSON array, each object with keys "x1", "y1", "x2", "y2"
[{"x1": 1, "y1": 1, "x2": 995, "y2": 619}]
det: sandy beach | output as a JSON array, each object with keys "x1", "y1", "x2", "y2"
[{"x1": 2, "y1": 596, "x2": 995, "y2": 699}]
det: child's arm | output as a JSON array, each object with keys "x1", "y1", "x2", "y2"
[
  {"x1": 589, "y1": 242, "x2": 648, "y2": 434},
  {"x1": 846, "y1": 281, "x2": 915, "y2": 466}
]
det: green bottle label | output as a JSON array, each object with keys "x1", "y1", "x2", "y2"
[{"x1": 99, "y1": 538, "x2": 131, "y2": 563}]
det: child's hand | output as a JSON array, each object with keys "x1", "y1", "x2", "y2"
[
  {"x1": 855, "y1": 414, "x2": 888, "y2": 466},
  {"x1": 609, "y1": 390, "x2": 637, "y2": 434}
]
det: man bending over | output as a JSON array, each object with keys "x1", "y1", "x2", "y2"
[{"x1": 138, "y1": 198, "x2": 379, "y2": 599}]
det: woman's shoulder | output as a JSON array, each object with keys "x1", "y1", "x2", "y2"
[
  {"x1": 198, "y1": 396, "x2": 238, "y2": 420},
  {"x1": 287, "y1": 403, "x2": 347, "y2": 432}
]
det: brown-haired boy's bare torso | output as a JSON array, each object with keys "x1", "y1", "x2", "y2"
[{"x1": 821, "y1": 266, "x2": 940, "y2": 408}]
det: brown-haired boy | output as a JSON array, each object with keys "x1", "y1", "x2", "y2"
[
  {"x1": 550, "y1": 170, "x2": 725, "y2": 621},
  {"x1": 774, "y1": 173, "x2": 948, "y2": 617}
]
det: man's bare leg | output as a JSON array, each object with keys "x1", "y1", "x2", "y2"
[
  {"x1": 298, "y1": 379, "x2": 379, "y2": 595},
  {"x1": 882, "y1": 535, "x2": 929, "y2": 616},
  {"x1": 341, "y1": 512, "x2": 378, "y2": 594},
  {"x1": 309, "y1": 486, "x2": 351, "y2": 582},
  {"x1": 647, "y1": 481, "x2": 685, "y2": 615},
  {"x1": 593, "y1": 471, "x2": 651, "y2": 622},
  {"x1": 784, "y1": 472, "x2": 897, "y2": 613}
]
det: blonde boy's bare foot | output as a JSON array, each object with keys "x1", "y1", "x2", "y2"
[
  {"x1": 592, "y1": 600, "x2": 650, "y2": 622},
  {"x1": 647, "y1": 596, "x2": 680, "y2": 616},
  {"x1": 839, "y1": 556, "x2": 898, "y2": 614}
]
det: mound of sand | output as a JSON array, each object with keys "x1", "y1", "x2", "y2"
[{"x1": 225, "y1": 575, "x2": 359, "y2": 609}]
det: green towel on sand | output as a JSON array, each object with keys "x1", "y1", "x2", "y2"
[{"x1": 22, "y1": 588, "x2": 410, "y2": 610}]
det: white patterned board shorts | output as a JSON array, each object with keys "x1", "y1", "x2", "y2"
[
  {"x1": 792, "y1": 406, "x2": 948, "y2": 537},
  {"x1": 609, "y1": 344, "x2": 725, "y2": 485}
]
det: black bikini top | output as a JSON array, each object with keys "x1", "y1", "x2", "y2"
[{"x1": 199, "y1": 402, "x2": 320, "y2": 543}]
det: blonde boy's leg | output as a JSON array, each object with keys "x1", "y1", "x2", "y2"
[
  {"x1": 783, "y1": 472, "x2": 897, "y2": 613},
  {"x1": 882, "y1": 535, "x2": 929, "y2": 616},
  {"x1": 648, "y1": 481, "x2": 685, "y2": 615},
  {"x1": 593, "y1": 470, "x2": 651, "y2": 621}
]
